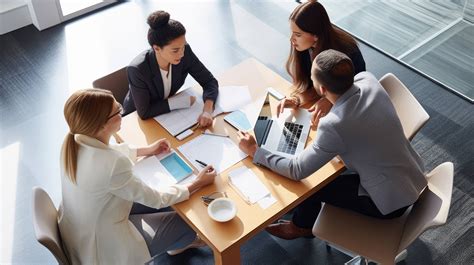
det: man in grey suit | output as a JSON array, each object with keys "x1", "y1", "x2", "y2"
[{"x1": 237, "y1": 49, "x2": 427, "y2": 239}]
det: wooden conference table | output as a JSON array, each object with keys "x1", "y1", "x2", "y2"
[{"x1": 118, "y1": 58, "x2": 345, "y2": 265}]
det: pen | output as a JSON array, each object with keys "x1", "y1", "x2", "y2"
[
  {"x1": 202, "y1": 131, "x2": 230, "y2": 138},
  {"x1": 195, "y1": 159, "x2": 208, "y2": 167}
]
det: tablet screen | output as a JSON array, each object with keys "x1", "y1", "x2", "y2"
[{"x1": 159, "y1": 152, "x2": 193, "y2": 182}]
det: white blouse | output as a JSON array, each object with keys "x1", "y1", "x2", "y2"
[{"x1": 160, "y1": 66, "x2": 191, "y2": 110}]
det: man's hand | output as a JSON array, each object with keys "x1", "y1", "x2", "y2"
[
  {"x1": 308, "y1": 97, "x2": 332, "y2": 130},
  {"x1": 236, "y1": 131, "x2": 258, "y2": 157}
]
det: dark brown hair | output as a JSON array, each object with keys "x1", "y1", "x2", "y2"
[
  {"x1": 312, "y1": 49, "x2": 354, "y2": 95},
  {"x1": 147, "y1": 10, "x2": 186, "y2": 48},
  {"x1": 286, "y1": 1, "x2": 358, "y2": 93}
]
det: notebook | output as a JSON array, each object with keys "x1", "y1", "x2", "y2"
[{"x1": 228, "y1": 166, "x2": 271, "y2": 204}]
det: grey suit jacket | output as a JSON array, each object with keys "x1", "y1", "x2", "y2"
[
  {"x1": 124, "y1": 44, "x2": 219, "y2": 119},
  {"x1": 253, "y1": 72, "x2": 427, "y2": 215}
]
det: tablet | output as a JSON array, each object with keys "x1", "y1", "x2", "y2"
[{"x1": 159, "y1": 152, "x2": 193, "y2": 182}]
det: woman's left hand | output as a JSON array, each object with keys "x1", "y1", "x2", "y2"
[
  {"x1": 197, "y1": 111, "x2": 213, "y2": 127},
  {"x1": 148, "y1": 138, "x2": 171, "y2": 155}
]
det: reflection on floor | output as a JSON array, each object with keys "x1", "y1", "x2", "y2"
[
  {"x1": 320, "y1": 0, "x2": 474, "y2": 102},
  {"x1": 1, "y1": 0, "x2": 473, "y2": 264}
]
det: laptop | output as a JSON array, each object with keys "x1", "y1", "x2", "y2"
[{"x1": 253, "y1": 93, "x2": 311, "y2": 158}]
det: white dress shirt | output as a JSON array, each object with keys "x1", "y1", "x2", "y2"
[{"x1": 160, "y1": 67, "x2": 191, "y2": 110}]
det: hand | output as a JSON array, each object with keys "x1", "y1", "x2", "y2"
[
  {"x1": 147, "y1": 138, "x2": 171, "y2": 155},
  {"x1": 195, "y1": 165, "x2": 216, "y2": 187},
  {"x1": 236, "y1": 131, "x2": 258, "y2": 157},
  {"x1": 276, "y1": 97, "x2": 300, "y2": 118},
  {"x1": 190, "y1": 96, "x2": 196, "y2": 106},
  {"x1": 197, "y1": 111, "x2": 213, "y2": 127},
  {"x1": 308, "y1": 97, "x2": 332, "y2": 130}
]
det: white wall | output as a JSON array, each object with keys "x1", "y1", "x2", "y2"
[
  {"x1": 0, "y1": 0, "x2": 31, "y2": 35},
  {"x1": 27, "y1": 0, "x2": 61, "y2": 31}
]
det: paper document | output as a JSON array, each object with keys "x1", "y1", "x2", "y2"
[
  {"x1": 224, "y1": 110, "x2": 252, "y2": 131},
  {"x1": 258, "y1": 195, "x2": 277, "y2": 209},
  {"x1": 228, "y1": 166, "x2": 271, "y2": 204},
  {"x1": 133, "y1": 150, "x2": 196, "y2": 188},
  {"x1": 178, "y1": 134, "x2": 247, "y2": 174},
  {"x1": 216, "y1": 86, "x2": 252, "y2": 112},
  {"x1": 154, "y1": 88, "x2": 223, "y2": 136}
]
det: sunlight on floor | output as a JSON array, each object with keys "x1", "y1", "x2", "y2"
[
  {"x1": 0, "y1": 142, "x2": 20, "y2": 263},
  {"x1": 64, "y1": 2, "x2": 147, "y2": 94}
]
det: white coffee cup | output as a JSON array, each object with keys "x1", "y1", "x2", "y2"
[{"x1": 207, "y1": 198, "x2": 237, "y2": 222}]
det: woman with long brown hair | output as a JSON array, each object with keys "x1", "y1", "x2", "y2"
[
  {"x1": 58, "y1": 88, "x2": 215, "y2": 264},
  {"x1": 277, "y1": 0, "x2": 366, "y2": 127}
]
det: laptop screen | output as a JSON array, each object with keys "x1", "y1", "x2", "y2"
[
  {"x1": 252, "y1": 93, "x2": 309, "y2": 155},
  {"x1": 253, "y1": 94, "x2": 273, "y2": 146}
]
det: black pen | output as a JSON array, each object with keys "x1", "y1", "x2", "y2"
[{"x1": 195, "y1": 159, "x2": 208, "y2": 167}]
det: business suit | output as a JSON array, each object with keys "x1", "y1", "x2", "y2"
[
  {"x1": 254, "y1": 72, "x2": 427, "y2": 226},
  {"x1": 124, "y1": 44, "x2": 219, "y2": 119},
  {"x1": 58, "y1": 135, "x2": 193, "y2": 264}
]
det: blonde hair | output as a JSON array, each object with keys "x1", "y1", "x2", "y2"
[{"x1": 62, "y1": 88, "x2": 115, "y2": 183}]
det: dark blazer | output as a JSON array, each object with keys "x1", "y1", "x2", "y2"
[
  {"x1": 124, "y1": 44, "x2": 219, "y2": 119},
  {"x1": 302, "y1": 45, "x2": 366, "y2": 77}
]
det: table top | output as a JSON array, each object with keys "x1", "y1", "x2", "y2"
[{"x1": 118, "y1": 58, "x2": 345, "y2": 253}]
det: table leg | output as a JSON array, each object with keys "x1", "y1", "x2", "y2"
[{"x1": 213, "y1": 244, "x2": 241, "y2": 265}]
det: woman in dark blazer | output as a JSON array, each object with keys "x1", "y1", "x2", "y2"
[
  {"x1": 124, "y1": 11, "x2": 218, "y2": 127},
  {"x1": 276, "y1": 1, "x2": 366, "y2": 128}
]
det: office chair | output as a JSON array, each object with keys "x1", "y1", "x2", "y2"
[
  {"x1": 313, "y1": 162, "x2": 454, "y2": 265},
  {"x1": 32, "y1": 187, "x2": 70, "y2": 265},
  {"x1": 92, "y1": 67, "x2": 129, "y2": 106},
  {"x1": 92, "y1": 67, "x2": 129, "y2": 143},
  {"x1": 379, "y1": 73, "x2": 430, "y2": 140}
]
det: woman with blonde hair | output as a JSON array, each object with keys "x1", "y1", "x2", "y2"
[
  {"x1": 58, "y1": 88, "x2": 215, "y2": 264},
  {"x1": 277, "y1": 0, "x2": 366, "y2": 127}
]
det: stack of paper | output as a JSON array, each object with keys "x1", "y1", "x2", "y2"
[
  {"x1": 154, "y1": 86, "x2": 253, "y2": 137},
  {"x1": 216, "y1": 86, "x2": 252, "y2": 112},
  {"x1": 154, "y1": 89, "x2": 223, "y2": 136},
  {"x1": 178, "y1": 134, "x2": 247, "y2": 174},
  {"x1": 228, "y1": 166, "x2": 271, "y2": 204}
]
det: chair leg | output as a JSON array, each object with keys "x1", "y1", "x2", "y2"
[
  {"x1": 325, "y1": 242, "x2": 331, "y2": 251},
  {"x1": 395, "y1": 249, "x2": 407, "y2": 263},
  {"x1": 344, "y1": 255, "x2": 366, "y2": 265}
]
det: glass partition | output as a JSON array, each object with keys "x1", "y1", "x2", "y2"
[{"x1": 320, "y1": 0, "x2": 474, "y2": 103}]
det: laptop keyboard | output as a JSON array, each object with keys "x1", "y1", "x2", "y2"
[{"x1": 277, "y1": 122, "x2": 303, "y2": 155}]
